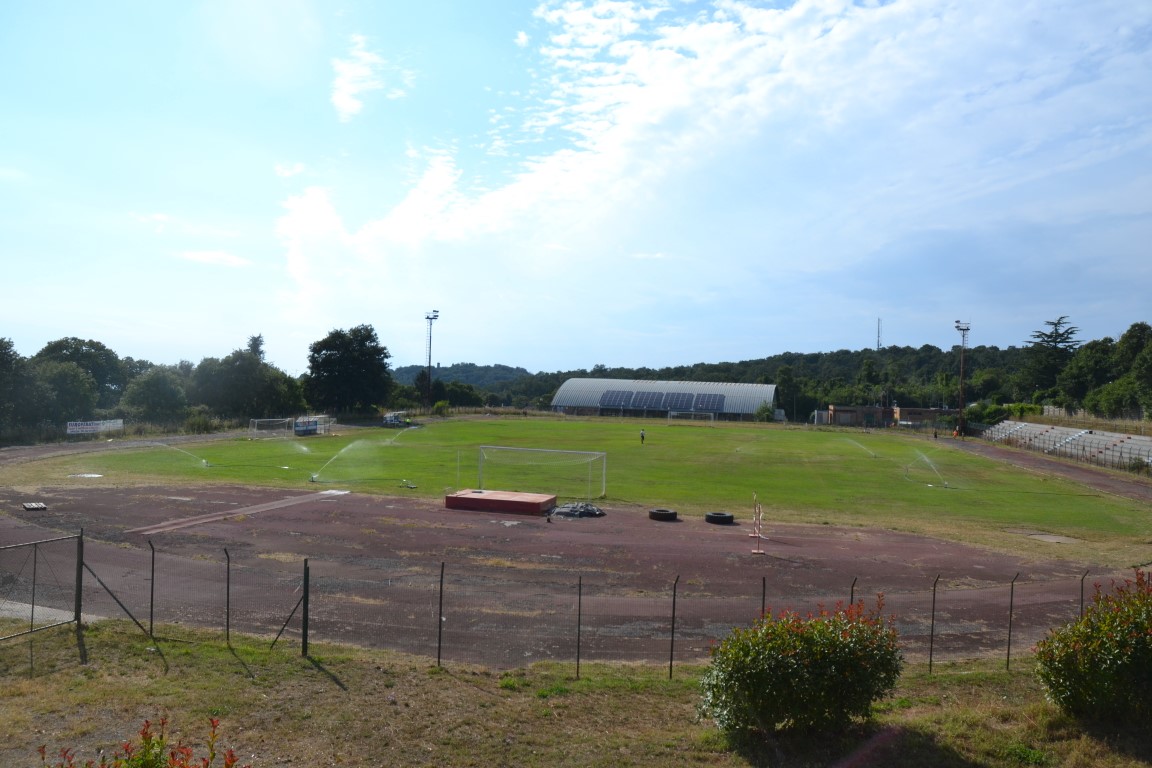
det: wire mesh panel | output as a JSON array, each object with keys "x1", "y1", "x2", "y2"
[
  {"x1": 440, "y1": 571, "x2": 578, "y2": 668},
  {"x1": 0, "y1": 536, "x2": 79, "y2": 638},
  {"x1": 227, "y1": 558, "x2": 307, "y2": 642},
  {"x1": 307, "y1": 567, "x2": 441, "y2": 658},
  {"x1": 577, "y1": 590, "x2": 675, "y2": 663}
]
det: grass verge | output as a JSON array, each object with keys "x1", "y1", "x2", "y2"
[{"x1": 2, "y1": 620, "x2": 1150, "y2": 767}]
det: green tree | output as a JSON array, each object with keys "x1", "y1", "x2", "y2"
[
  {"x1": 1057, "y1": 338, "x2": 1115, "y2": 406},
  {"x1": 1083, "y1": 376, "x2": 1143, "y2": 418},
  {"x1": 1113, "y1": 321, "x2": 1152, "y2": 374},
  {"x1": 304, "y1": 325, "x2": 393, "y2": 414},
  {"x1": 445, "y1": 380, "x2": 483, "y2": 407},
  {"x1": 1019, "y1": 316, "x2": 1080, "y2": 401},
  {"x1": 191, "y1": 345, "x2": 304, "y2": 420},
  {"x1": 33, "y1": 337, "x2": 125, "y2": 410},
  {"x1": 121, "y1": 367, "x2": 188, "y2": 424},
  {"x1": 32, "y1": 359, "x2": 98, "y2": 422},
  {"x1": 0, "y1": 338, "x2": 22, "y2": 433},
  {"x1": 773, "y1": 365, "x2": 797, "y2": 421}
]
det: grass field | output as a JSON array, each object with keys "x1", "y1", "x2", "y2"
[
  {"x1": 4, "y1": 418, "x2": 1152, "y2": 765},
  {"x1": 6, "y1": 417, "x2": 1151, "y2": 565}
]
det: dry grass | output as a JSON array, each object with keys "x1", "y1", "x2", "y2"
[{"x1": 2, "y1": 621, "x2": 1151, "y2": 767}]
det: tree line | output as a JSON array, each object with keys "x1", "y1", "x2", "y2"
[{"x1": 2, "y1": 317, "x2": 1149, "y2": 444}]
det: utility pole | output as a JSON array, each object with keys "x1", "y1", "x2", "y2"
[
  {"x1": 955, "y1": 320, "x2": 970, "y2": 437},
  {"x1": 425, "y1": 310, "x2": 439, "y2": 406}
]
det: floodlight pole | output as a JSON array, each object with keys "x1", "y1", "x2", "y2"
[
  {"x1": 425, "y1": 310, "x2": 439, "y2": 406},
  {"x1": 955, "y1": 321, "x2": 970, "y2": 437}
]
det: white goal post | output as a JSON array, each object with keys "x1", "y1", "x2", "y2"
[
  {"x1": 248, "y1": 416, "x2": 337, "y2": 438},
  {"x1": 667, "y1": 411, "x2": 716, "y2": 426},
  {"x1": 477, "y1": 446, "x2": 607, "y2": 500},
  {"x1": 248, "y1": 418, "x2": 293, "y2": 438}
]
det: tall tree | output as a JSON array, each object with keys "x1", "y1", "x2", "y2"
[
  {"x1": 121, "y1": 367, "x2": 188, "y2": 423},
  {"x1": 1057, "y1": 338, "x2": 1115, "y2": 406},
  {"x1": 1114, "y1": 322, "x2": 1152, "y2": 375},
  {"x1": 190, "y1": 342, "x2": 304, "y2": 419},
  {"x1": 1020, "y1": 316, "x2": 1080, "y2": 401},
  {"x1": 34, "y1": 337, "x2": 125, "y2": 409},
  {"x1": 32, "y1": 360, "x2": 98, "y2": 422},
  {"x1": 0, "y1": 338, "x2": 25, "y2": 433},
  {"x1": 304, "y1": 325, "x2": 393, "y2": 414}
]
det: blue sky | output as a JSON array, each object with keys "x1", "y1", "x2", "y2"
[{"x1": 3, "y1": 0, "x2": 1150, "y2": 376}]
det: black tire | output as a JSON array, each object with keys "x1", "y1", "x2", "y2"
[
  {"x1": 648, "y1": 508, "x2": 678, "y2": 522},
  {"x1": 705, "y1": 511, "x2": 734, "y2": 525}
]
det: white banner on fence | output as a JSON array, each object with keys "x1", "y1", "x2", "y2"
[{"x1": 66, "y1": 419, "x2": 124, "y2": 435}]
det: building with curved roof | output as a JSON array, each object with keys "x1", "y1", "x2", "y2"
[{"x1": 550, "y1": 378, "x2": 777, "y2": 421}]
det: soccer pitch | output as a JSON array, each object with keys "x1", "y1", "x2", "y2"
[{"x1": 7, "y1": 417, "x2": 1149, "y2": 564}]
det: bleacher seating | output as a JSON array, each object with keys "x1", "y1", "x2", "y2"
[{"x1": 984, "y1": 420, "x2": 1152, "y2": 471}]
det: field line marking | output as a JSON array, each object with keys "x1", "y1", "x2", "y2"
[{"x1": 126, "y1": 491, "x2": 347, "y2": 535}]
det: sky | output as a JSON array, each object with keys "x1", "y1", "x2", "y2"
[{"x1": 2, "y1": 0, "x2": 1150, "y2": 377}]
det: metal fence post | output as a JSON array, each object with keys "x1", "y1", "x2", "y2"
[
  {"x1": 1080, "y1": 569, "x2": 1090, "y2": 617},
  {"x1": 761, "y1": 575, "x2": 766, "y2": 619},
  {"x1": 929, "y1": 574, "x2": 940, "y2": 673},
  {"x1": 147, "y1": 540, "x2": 156, "y2": 638},
  {"x1": 576, "y1": 576, "x2": 582, "y2": 680},
  {"x1": 437, "y1": 561, "x2": 445, "y2": 667},
  {"x1": 301, "y1": 558, "x2": 309, "y2": 657},
  {"x1": 1007, "y1": 572, "x2": 1019, "y2": 671},
  {"x1": 224, "y1": 548, "x2": 231, "y2": 647},
  {"x1": 73, "y1": 530, "x2": 84, "y2": 626},
  {"x1": 850, "y1": 576, "x2": 857, "y2": 606},
  {"x1": 30, "y1": 542, "x2": 38, "y2": 634},
  {"x1": 669, "y1": 575, "x2": 680, "y2": 680}
]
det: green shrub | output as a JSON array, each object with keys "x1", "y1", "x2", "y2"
[
  {"x1": 699, "y1": 597, "x2": 902, "y2": 736},
  {"x1": 1035, "y1": 569, "x2": 1152, "y2": 724}
]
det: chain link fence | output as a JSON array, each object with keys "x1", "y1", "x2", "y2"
[{"x1": 2, "y1": 533, "x2": 1109, "y2": 675}]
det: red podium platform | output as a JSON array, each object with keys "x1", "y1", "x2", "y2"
[{"x1": 445, "y1": 489, "x2": 557, "y2": 515}]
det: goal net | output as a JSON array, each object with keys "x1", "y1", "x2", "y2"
[
  {"x1": 477, "y1": 446, "x2": 607, "y2": 501},
  {"x1": 249, "y1": 418, "x2": 293, "y2": 438},
  {"x1": 667, "y1": 411, "x2": 716, "y2": 426}
]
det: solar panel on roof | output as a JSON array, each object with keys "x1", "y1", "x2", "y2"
[
  {"x1": 599, "y1": 390, "x2": 634, "y2": 407},
  {"x1": 664, "y1": 392, "x2": 694, "y2": 410},
  {"x1": 694, "y1": 393, "x2": 725, "y2": 411},
  {"x1": 631, "y1": 391, "x2": 665, "y2": 409}
]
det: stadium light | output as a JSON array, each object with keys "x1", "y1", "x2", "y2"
[
  {"x1": 425, "y1": 310, "x2": 439, "y2": 405},
  {"x1": 955, "y1": 320, "x2": 970, "y2": 437}
]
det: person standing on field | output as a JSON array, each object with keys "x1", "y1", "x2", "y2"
[{"x1": 640, "y1": 429, "x2": 645, "y2": 445}]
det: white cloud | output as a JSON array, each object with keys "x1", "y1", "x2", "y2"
[
  {"x1": 180, "y1": 250, "x2": 251, "y2": 267},
  {"x1": 275, "y1": 162, "x2": 305, "y2": 177},
  {"x1": 132, "y1": 212, "x2": 237, "y2": 238},
  {"x1": 331, "y1": 34, "x2": 413, "y2": 122},
  {"x1": 132, "y1": 212, "x2": 172, "y2": 233},
  {"x1": 515, "y1": 30, "x2": 530, "y2": 48},
  {"x1": 274, "y1": 0, "x2": 1152, "y2": 366}
]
